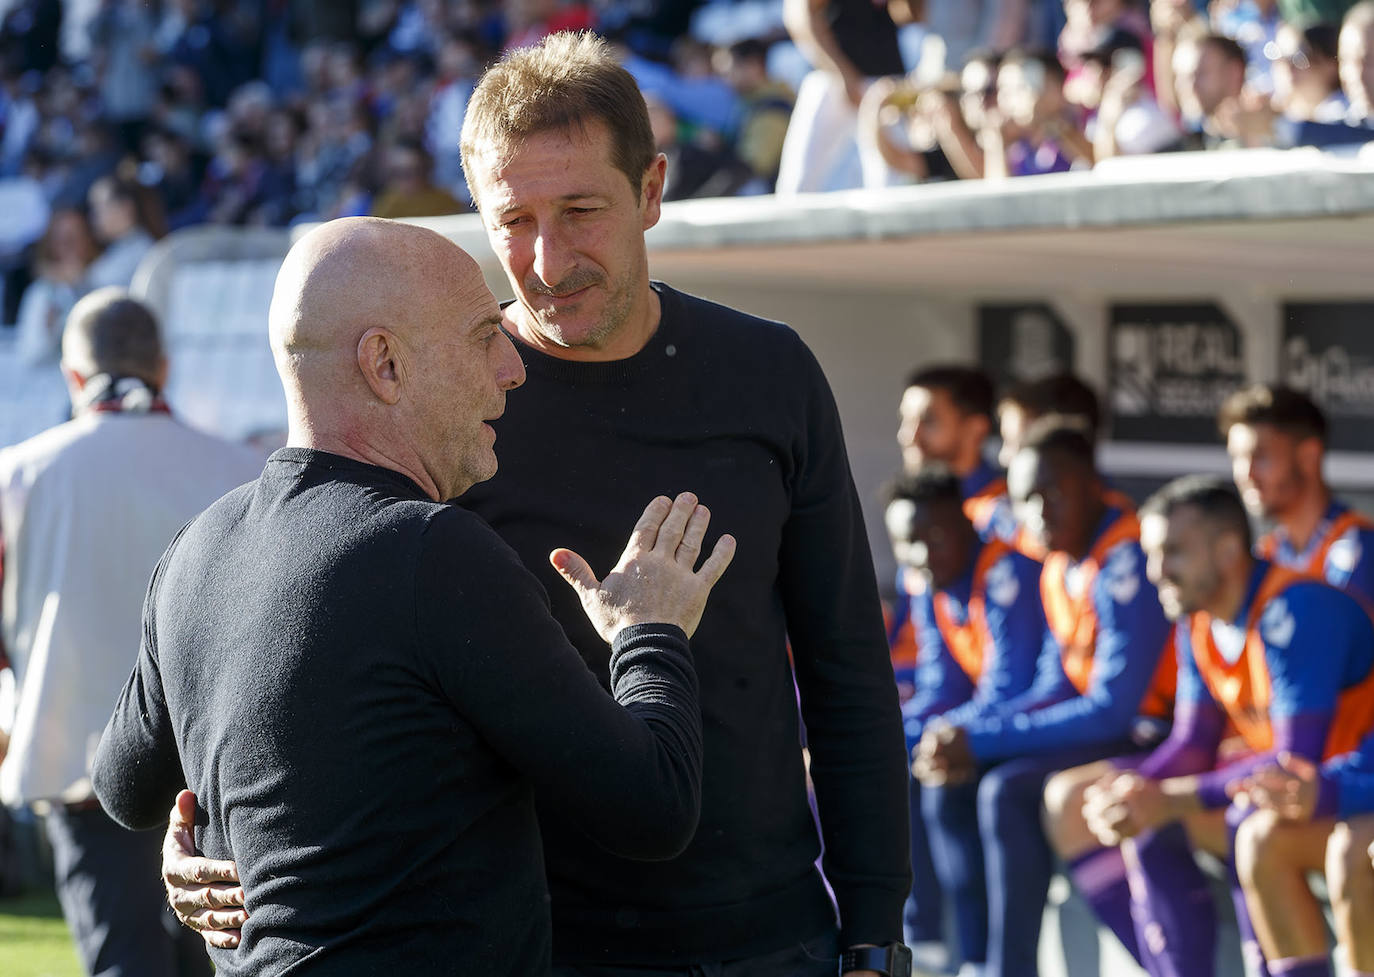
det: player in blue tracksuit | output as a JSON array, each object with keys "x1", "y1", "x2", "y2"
[
  {"x1": 885, "y1": 465, "x2": 1043, "y2": 965},
  {"x1": 1080, "y1": 477, "x2": 1374, "y2": 977},
  {"x1": 1221, "y1": 383, "x2": 1374, "y2": 605},
  {"x1": 913, "y1": 422, "x2": 1173, "y2": 977}
]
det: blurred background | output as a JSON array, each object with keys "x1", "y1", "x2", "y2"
[{"x1": 2, "y1": 1, "x2": 1374, "y2": 974}]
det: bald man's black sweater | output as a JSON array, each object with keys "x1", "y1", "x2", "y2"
[
  {"x1": 460, "y1": 283, "x2": 910, "y2": 963},
  {"x1": 93, "y1": 449, "x2": 703, "y2": 976}
]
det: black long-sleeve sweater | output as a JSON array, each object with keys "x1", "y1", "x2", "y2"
[
  {"x1": 459, "y1": 283, "x2": 911, "y2": 963},
  {"x1": 92, "y1": 450, "x2": 703, "y2": 976}
]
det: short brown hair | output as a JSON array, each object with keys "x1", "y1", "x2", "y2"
[
  {"x1": 460, "y1": 32, "x2": 655, "y2": 207},
  {"x1": 1217, "y1": 383, "x2": 1326, "y2": 444}
]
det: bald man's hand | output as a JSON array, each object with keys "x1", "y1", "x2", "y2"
[
  {"x1": 551, "y1": 493, "x2": 736, "y2": 642},
  {"x1": 162, "y1": 790, "x2": 247, "y2": 947}
]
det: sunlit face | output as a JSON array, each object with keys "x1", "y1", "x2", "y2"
[
  {"x1": 411, "y1": 259, "x2": 527, "y2": 498},
  {"x1": 467, "y1": 120, "x2": 664, "y2": 360},
  {"x1": 886, "y1": 497, "x2": 970, "y2": 591},
  {"x1": 898, "y1": 385, "x2": 977, "y2": 474},
  {"x1": 1142, "y1": 507, "x2": 1221, "y2": 620},
  {"x1": 1226, "y1": 422, "x2": 1305, "y2": 519},
  {"x1": 1191, "y1": 43, "x2": 1243, "y2": 117},
  {"x1": 1008, "y1": 447, "x2": 1095, "y2": 556}
]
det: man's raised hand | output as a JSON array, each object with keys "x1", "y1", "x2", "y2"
[{"x1": 550, "y1": 493, "x2": 736, "y2": 642}]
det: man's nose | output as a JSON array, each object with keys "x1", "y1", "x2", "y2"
[{"x1": 531, "y1": 223, "x2": 576, "y2": 287}]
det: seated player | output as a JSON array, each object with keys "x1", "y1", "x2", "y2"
[
  {"x1": 1220, "y1": 384, "x2": 1374, "y2": 603},
  {"x1": 897, "y1": 364, "x2": 1017, "y2": 541},
  {"x1": 1227, "y1": 734, "x2": 1374, "y2": 977},
  {"x1": 1080, "y1": 477, "x2": 1374, "y2": 977},
  {"x1": 1046, "y1": 385, "x2": 1374, "y2": 965},
  {"x1": 885, "y1": 464, "x2": 1046, "y2": 967},
  {"x1": 912, "y1": 420, "x2": 1174, "y2": 977},
  {"x1": 889, "y1": 363, "x2": 1017, "y2": 958}
]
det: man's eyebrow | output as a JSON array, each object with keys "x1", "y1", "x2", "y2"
[{"x1": 494, "y1": 192, "x2": 610, "y2": 217}]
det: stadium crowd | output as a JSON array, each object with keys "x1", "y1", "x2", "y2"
[
  {"x1": 3, "y1": 0, "x2": 1374, "y2": 356},
  {"x1": 1, "y1": 5, "x2": 1374, "y2": 977}
]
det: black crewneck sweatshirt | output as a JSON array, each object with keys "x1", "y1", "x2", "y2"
[
  {"x1": 94, "y1": 449, "x2": 703, "y2": 976},
  {"x1": 460, "y1": 283, "x2": 910, "y2": 963}
]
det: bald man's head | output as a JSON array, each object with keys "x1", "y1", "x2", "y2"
[{"x1": 268, "y1": 217, "x2": 525, "y2": 500}]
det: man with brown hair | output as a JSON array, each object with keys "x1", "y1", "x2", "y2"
[
  {"x1": 1219, "y1": 383, "x2": 1374, "y2": 604},
  {"x1": 165, "y1": 31, "x2": 911, "y2": 977}
]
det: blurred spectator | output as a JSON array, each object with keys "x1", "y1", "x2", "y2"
[
  {"x1": 716, "y1": 38, "x2": 795, "y2": 188},
  {"x1": 645, "y1": 94, "x2": 757, "y2": 201},
  {"x1": 87, "y1": 0, "x2": 159, "y2": 152},
  {"x1": 1270, "y1": 20, "x2": 1347, "y2": 122},
  {"x1": 140, "y1": 125, "x2": 203, "y2": 229},
  {"x1": 502, "y1": 0, "x2": 594, "y2": 52},
  {"x1": 1212, "y1": 0, "x2": 1282, "y2": 92},
  {"x1": 1184, "y1": 32, "x2": 1248, "y2": 148},
  {"x1": 1341, "y1": 1, "x2": 1374, "y2": 120},
  {"x1": 427, "y1": 29, "x2": 484, "y2": 200},
  {"x1": 1075, "y1": 31, "x2": 1180, "y2": 159},
  {"x1": 86, "y1": 173, "x2": 163, "y2": 289},
  {"x1": 1150, "y1": 0, "x2": 1208, "y2": 116},
  {"x1": 369, "y1": 138, "x2": 464, "y2": 218},
  {"x1": 924, "y1": 0, "x2": 1036, "y2": 67},
  {"x1": 984, "y1": 49, "x2": 1094, "y2": 178},
  {"x1": 0, "y1": 0, "x2": 62, "y2": 75},
  {"x1": 1229, "y1": 1, "x2": 1374, "y2": 144},
  {"x1": 857, "y1": 62, "x2": 971, "y2": 183},
  {"x1": 777, "y1": 0, "x2": 907, "y2": 193},
  {"x1": 1061, "y1": 0, "x2": 1155, "y2": 89},
  {"x1": 15, "y1": 208, "x2": 96, "y2": 365},
  {"x1": 0, "y1": 61, "x2": 40, "y2": 175}
]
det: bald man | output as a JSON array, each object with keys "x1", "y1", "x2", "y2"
[
  {"x1": 91, "y1": 218, "x2": 735, "y2": 976},
  {"x1": 0, "y1": 288, "x2": 260, "y2": 977}
]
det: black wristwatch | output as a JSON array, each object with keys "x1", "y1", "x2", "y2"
[{"x1": 839, "y1": 943, "x2": 912, "y2": 977}]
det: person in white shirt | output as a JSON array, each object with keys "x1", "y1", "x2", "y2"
[{"x1": 0, "y1": 287, "x2": 261, "y2": 977}]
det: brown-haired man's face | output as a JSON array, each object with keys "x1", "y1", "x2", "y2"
[
  {"x1": 466, "y1": 119, "x2": 665, "y2": 359},
  {"x1": 1226, "y1": 422, "x2": 1305, "y2": 519}
]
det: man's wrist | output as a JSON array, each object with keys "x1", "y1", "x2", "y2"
[{"x1": 841, "y1": 942, "x2": 911, "y2": 976}]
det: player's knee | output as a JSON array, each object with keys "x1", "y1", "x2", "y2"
[
  {"x1": 1043, "y1": 767, "x2": 1086, "y2": 824},
  {"x1": 1325, "y1": 820, "x2": 1374, "y2": 906},
  {"x1": 1234, "y1": 808, "x2": 1287, "y2": 889}
]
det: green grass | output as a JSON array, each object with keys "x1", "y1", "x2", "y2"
[{"x1": 0, "y1": 888, "x2": 82, "y2": 977}]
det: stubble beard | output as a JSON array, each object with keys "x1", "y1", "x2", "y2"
[{"x1": 524, "y1": 264, "x2": 639, "y2": 353}]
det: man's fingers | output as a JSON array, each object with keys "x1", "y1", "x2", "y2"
[
  {"x1": 168, "y1": 882, "x2": 245, "y2": 914},
  {"x1": 183, "y1": 907, "x2": 247, "y2": 933},
  {"x1": 627, "y1": 495, "x2": 673, "y2": 552},
  {"x1": 173, "y1": 789, "x2": 197, "y2": 829},
  {"x1": 201, "y1": 929, "x2": 242, "y2": 950},
  {"x1": 696, "y1": 534, "x2": 736, "y2": 587},
  {"x1": 675, "y1": 504, "x2": 710, "y2": 566},
  {"x1": 652, "y1": 493, "x2": 698, "y2": 556},
  {"x1": 166, "y1": 855, "x2": 240, "y2": 886},
  {"x1": 549, "y1": 548, "x2": 599, "y2": 598}
]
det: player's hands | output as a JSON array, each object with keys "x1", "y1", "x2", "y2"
[
  {"x1": 163, "y1": 790, "x2": 246, "y2": 947},
  {"x1": 551, "y1": 493, "x2": 736, "y2": 642},
  {"x1": 1083, "y1": 771, "x2": 1170, "y2": 844},
  {"x1": 1228, "y1": 752, "x2": 1319, "y2": 822},
  {"x1": 912, "y1": 723, "x2": 976, "y2": 786}
]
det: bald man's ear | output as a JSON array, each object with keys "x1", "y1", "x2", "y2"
[{"x1": 358, "y1": 327, "x2": 403, "y2": 405}]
